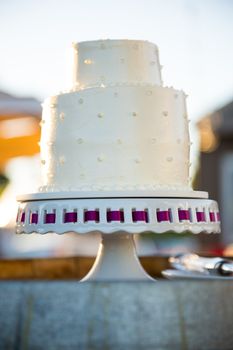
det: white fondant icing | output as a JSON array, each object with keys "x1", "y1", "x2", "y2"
[
  {"x1": 73, "y1": 40, "x2": 162, "y2": 89},
  {"x1": 41, "y1": 84, "x2": 190, "y2": 191},
  {"x1": 40, "y1": 39, "x2": 191, "y2": 193}
]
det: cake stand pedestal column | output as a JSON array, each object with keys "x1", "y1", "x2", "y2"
[{"x1": 81, "y1": 232, "x2": 153, "y2": 281}]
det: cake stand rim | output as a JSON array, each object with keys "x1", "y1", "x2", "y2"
[
  {"x1": 16, "y1": 227, "x2": 221, "y2": 235},
  {"x1": 16, "y1": 196, "x2": 220, "y2": 234},
  {"x1": 17, "y1": 189, "x2": 208, "y2": 202}
]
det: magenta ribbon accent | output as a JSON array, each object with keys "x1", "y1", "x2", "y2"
[
  {"x1": 216, "y1": 212, "x2": 220, "y2": 222},
  {"x1": 84, "y1": 210, "x2": 99, "y2": 222},
  {"x1": 107, "y1": 210, "x2": 124, "y2": 222},
  {"x1": 132, "y1": 211, "x2": 148, "y2": 222},
  {"x1": 30, "y1": 213, "x2": 38, "y2": 224},
  {"x1": 20, "y1": 212, "x2": 25, "y2": 223},
  {"x1": 178, "y1": 209, "x2": 190, "y2": 221},
  {"x1": 45, "y1": 213, "x2": 56, "y2": 224},
  {"x1": 209, "y1": 212, "x2": 216, "y2": 222},
  {"x1": 64, "y1": 212, "x2": 78, "y2": 223},
  {"x1": 196, "y1": 212, "x2": 205, "y2": 222},
  {"x1": 157, "y1": 210, "x2": 170, "y2": 222}
]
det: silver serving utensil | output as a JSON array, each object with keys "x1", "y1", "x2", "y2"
[{"x1": 169, "y1": 253, "x2": 233, "y2": 276}]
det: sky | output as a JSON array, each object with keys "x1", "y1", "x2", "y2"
[{"x1": 0, "y1": 0, "x2": 233, "y2": 121}]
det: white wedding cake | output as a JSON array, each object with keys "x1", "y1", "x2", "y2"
[{"x1": 39, "y1": 39, "x2": 191, "y2": 193}]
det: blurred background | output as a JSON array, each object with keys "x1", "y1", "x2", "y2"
[{"x1": 1, "y1": 0, "x2": 233, "y2": 259}]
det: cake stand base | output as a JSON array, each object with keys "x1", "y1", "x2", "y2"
[{"x1": 81, "y1": 232, "x2": 154, "y2": 281}]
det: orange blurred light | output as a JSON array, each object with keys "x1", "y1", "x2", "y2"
[
  {"x1": 198, "y1": 116, "x2": 219, "y2": 153},
  {"x1": 0, "y1": 116, "x2": 40, "y2": 171},
  {"x1": 0, "y1": 116, "x2": 38, "y2": 139}
]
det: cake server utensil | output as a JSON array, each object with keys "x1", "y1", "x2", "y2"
[{"x1": 169, "y1": 253, "x2": 233, "y2": 276}]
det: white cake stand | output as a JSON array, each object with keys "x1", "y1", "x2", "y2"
[{"x1": 16, "y1": 189, "x2": 220, "y2": 281}]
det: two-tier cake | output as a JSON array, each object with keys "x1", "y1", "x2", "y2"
[
  {"x1": 40, "y1": 39, "x2": 191, "y2": 194},
  {"x1": 16, "y1": 39, "x2": 220, "y2": 280}
]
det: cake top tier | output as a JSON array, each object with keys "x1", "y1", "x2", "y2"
[{"x1": 72, "y1": 39, "x2": 162, "y2": 89}]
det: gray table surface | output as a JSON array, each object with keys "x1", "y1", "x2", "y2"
[{"x1": 0, "y1": 280, "x2": 232, "y2": 350}]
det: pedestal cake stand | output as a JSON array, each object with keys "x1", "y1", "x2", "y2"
[{"x1": 16, "y1": 188, "x2": 220, "y2": 281}]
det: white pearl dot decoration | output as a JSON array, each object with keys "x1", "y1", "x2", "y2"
[
  {"x1": 50, "y1": 103, "x2": 56, "y2": 108},
  {"x1": 97, "y1": 154, "x2": 105, "y2": 162},
  {"x1": 80, "y1": 173, "x2": 85, "y2": 179},
  {"x1": 41, "y1": 160, "x2": 46, "y2": 165},
  {"x1": 163, "y1": 111, "x2": 168, "y2": 117},
  {"x1": 98, "y1": 113, "x2": 104, "y2": 118},
  {"x1": 72, "y1": 42, "x2": 78, "y2": 49},
  {"x1": 132, "y1": 112, "x2": 137, "y2": 117},
  {"x1": 146, "y1": 91, "x2": 152, "y2": 96},
  {"x1": 151, "y1": 138, "x2": 157, "y2": 144},
  {"x1": 77, "y1": 138, "x2": 84, "y2": 144},
  {"x1": 166, "y1": 157, "x2": 173, "y2": 162},
  {"x1": 59, "y1": 156, "x2": 65, "y2": 165},
  {"x1": 117, "y1": 138, "x2": 122, "y2": 144},
  {"x1": 79, "y1": 98, "x2": 84, "y2": 104},
  {"x1": 114, "y1": 92, "x2": 118, "y2": 97},
  {"x1": 59, "y1": 112, "x2": 65, "y2": 121},
  {"x1": 84, "y1": 59, "x2": 92, "y2": 64},
  {"x1": 177, "y1": 139, "x2": 181, "y2": 144},
  {"x1": 134, "y1": 157, "x2": 141, "y2": 164},
  {"x1": 100, "y1": 43, "x2": 106, "y2": 49},
  {"x1": 120, "y1": 58, "x2": 125, "y2": 63},
  {"x1": 174, "y1": 93, "x2": 179, "y2": 98},
  {"x1": 150, "y1": 61, "x2": 156, "y2": 65}
]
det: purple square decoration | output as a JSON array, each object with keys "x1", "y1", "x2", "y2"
[
  {"x1": 45, "y1": 213, "x2": 56, "y2": 224},
  {"x1": 64, "y1": 212, "x2": 78, "y2": 223}
]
